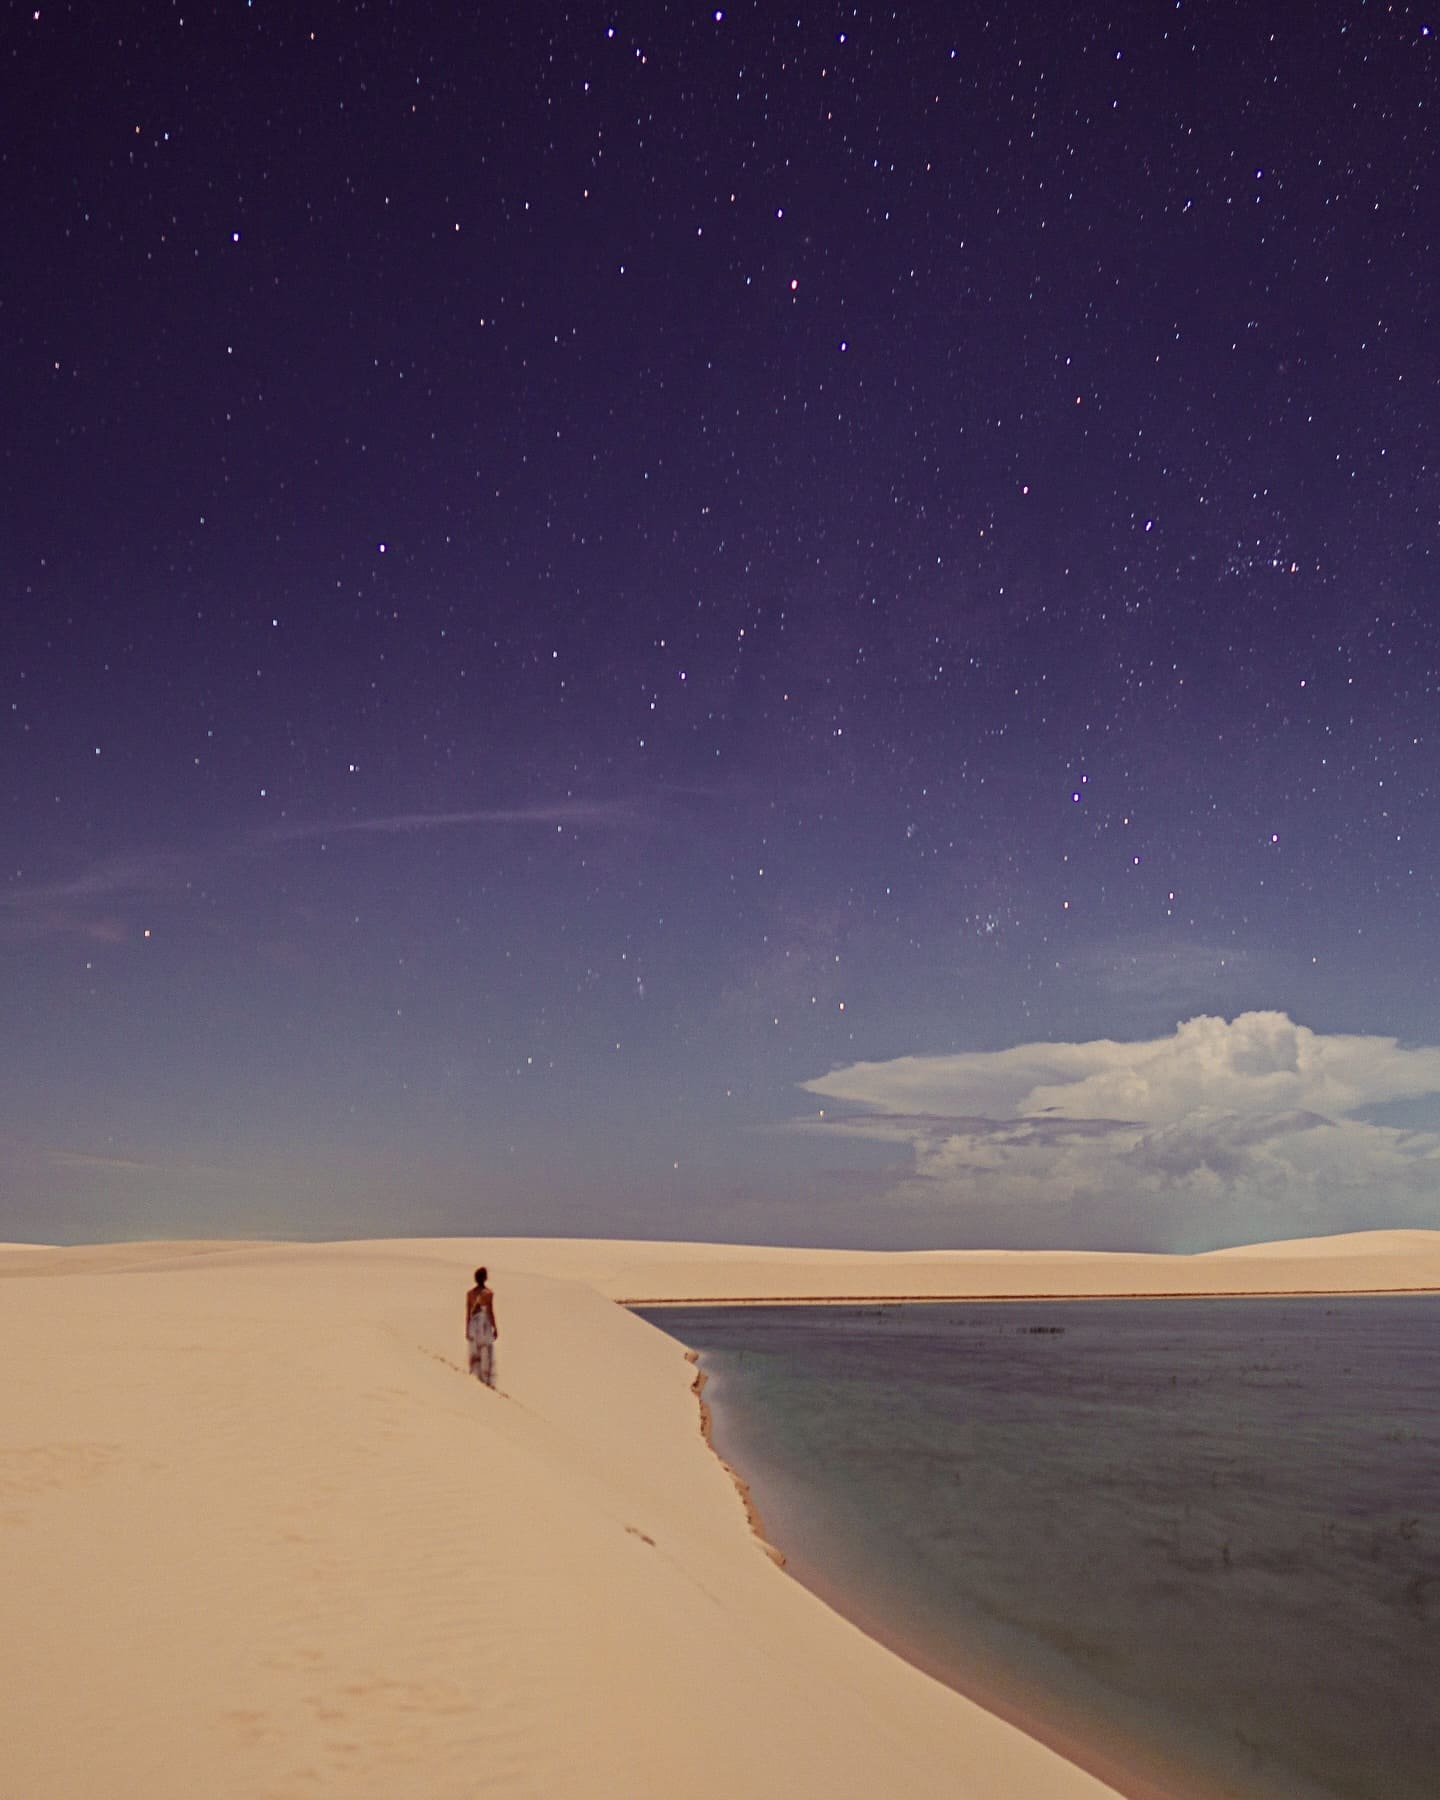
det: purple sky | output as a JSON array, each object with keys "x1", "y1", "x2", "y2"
[{"x1": 6, "y1": 1, "x2": 1439, "y2": 1248}]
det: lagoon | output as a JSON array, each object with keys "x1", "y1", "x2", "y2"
[{"x1": 638, "y1": 1296, "x2": 1440, "y2": 1800}]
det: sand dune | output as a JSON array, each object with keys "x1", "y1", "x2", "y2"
[
  {"x1": 489, "y1": 1226, "x2": 1440, "y2": 1302},
  {"x1": 4, "y1": 1229, "x2": 1436, "y2": 1797}
]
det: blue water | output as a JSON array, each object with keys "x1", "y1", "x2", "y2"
[{"x1": 636, "y1": 1296, "x2": 1440, "y2": 1800}]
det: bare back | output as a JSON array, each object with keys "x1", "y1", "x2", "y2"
[{"x1": 466, "y1": 1284, "x2": 497, "y2": 1339}]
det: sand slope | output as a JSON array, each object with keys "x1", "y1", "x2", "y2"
[
  {"x1": 0, "y1": 1240, "x2": 1122, "y2": 1799},
  {"x1": 4, "y1": 1230, "x2": 1436, "y2": 1798}
]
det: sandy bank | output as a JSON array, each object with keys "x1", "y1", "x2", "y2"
[
  {"x1": 3, "y1": 1229, "x2": 1435, "y2": 1797},
  {"x1": 0, "y1": 1236, "x2": 1126, "y2": 1799}
]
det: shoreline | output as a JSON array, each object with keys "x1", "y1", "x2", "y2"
[
  {"x1": 684, "y1": 1338, "x2": 1243, "y2": 1800},
  {"x1": 624, "y1": 1282, "x2": 1440, "y2": 1306},
  {"x1": 687, "y1": 1354, "x2": 788, "y2": 1566}
]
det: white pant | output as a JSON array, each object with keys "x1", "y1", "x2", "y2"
[{"x1": 468, "y1": 1339, "x2": 496, "y2": 1386}]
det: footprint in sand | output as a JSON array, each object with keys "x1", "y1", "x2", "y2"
[{"x1": 0, "y1": 1442, "x2": 121, "y2": 1498}]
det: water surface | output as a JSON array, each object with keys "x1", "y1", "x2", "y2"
[{"x1": 637, "y1": 1296, "x2": 1440, "y2": 1800}]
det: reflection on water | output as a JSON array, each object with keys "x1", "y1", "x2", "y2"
[{"x1": 637, "y1": 1297, "x2": 1440, "y2": 1800}]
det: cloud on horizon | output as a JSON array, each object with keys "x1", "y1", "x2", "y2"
[{"x1": 799, "y1": 1012, "x2": 1440, "y2": 1250}]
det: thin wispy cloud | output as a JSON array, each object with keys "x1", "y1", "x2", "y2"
[
  {"x1": 4, "y1": 849, "x2": 198, "y2": 908},
  {"x1": 0, "y1": 849, "x2": 197, "y2": 943},
  {"x1": 47, "y1": 1150, "x2": 253, "y2": 1184},
  {"x1": 269, "y1": 797, "x2": 650, "y2": 841},
  {"x1": 799, "y1": 1013, "x2": 1440, "y2": 1250},
  {"x1": 1078, "y1": 938, "x2": 1254, "y2": 1005},
  {"x1": 1, "y1": 795, "x2": 652, "y2": 940}
]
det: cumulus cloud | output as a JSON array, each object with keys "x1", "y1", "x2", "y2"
[{"x1": 799, "y1": 1013, "x2": 1440, "y2": 1249}]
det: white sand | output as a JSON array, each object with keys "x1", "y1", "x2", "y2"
[{"x1": 3, "y1": 1229, "x2": 1436, "y2": 1799}]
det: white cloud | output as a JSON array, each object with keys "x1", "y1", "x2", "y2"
[{"x1": 799, "y1": 1013, "x2": 1440, "y2": 1249}]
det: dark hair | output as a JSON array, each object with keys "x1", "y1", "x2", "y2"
[{"x1": 474, "y1": 1266, "x2": 487, "y2": 1285}]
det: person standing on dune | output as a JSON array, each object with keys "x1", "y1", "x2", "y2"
[{"x1": 465, "y1": 1266, "x2": 499, "y2": 1387}]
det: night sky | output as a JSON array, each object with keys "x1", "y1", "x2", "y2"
[{"x1": 6, "y1": 1, "x2": 1439, "y2": 1250}]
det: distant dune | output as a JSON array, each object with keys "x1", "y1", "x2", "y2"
[
  {"x1": 488, "y1": 1226, "x2": 1440, "y2": 1303},
  {"x1": 3, "y1": 1229, "x2": 1436, "y2": 1798}
]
